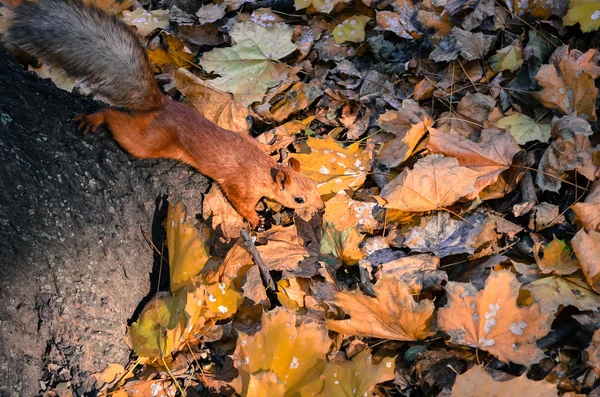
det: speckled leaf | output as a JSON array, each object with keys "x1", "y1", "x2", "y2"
[{"x1": 333, "y1": 16, "x2": 370, "y2": 44}]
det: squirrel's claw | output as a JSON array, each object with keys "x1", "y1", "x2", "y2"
[{"x1": 73, "y1": 113, "x2": 105, "y2": 135}]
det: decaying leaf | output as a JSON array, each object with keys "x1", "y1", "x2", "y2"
[
  {"x1": 294, "y1": 0, "x2": 350, "y2": 13},
  {"x1": 202, "y1": 184, "x2": 245, "y2": 239},
  {"x1": 122, "y1": 8, "x2": 168, "y2": 36},
  {"x1": 374, "y1": 254, "x2": 447, "y2": 293},
  {"x1": 326, "y1": 277, "x2": 435, "y2": 341},
  {"x1": 200, "y1": 21, "x2": 298, "y2": 105},
  {"x1": 323, "y1": 192, "x2": 380, "y2": 234},
  {"x1": 320, "y1": 221, "x2": 365, "y2": 267},
  {"x1": 451, "y1": 365, "x2": 558, "y2": 397},
  {"x1": 534, "y1": 46, "x2": 600, "y2": 122},
  {"x1": 333, "y1": 16, "x2": 370, "y2": 44},
  {"x1": 586, "y1": 328, "x2": 600, "y2": 377},
  {"x1": 533, "y1": 237, "x2": 579, "y2": 275},
  {"x1": 572, "y1": 229, "x2": 600, "y2": 293},
  {"x1": 256, "y1": 224, "x2": 312, "y2": 274},
  {"x1": 572, "y1": 180, "x2": 600, "y2": 232},
  {"x1": 524, "y1": 275, "x2": 600, "y2": 313},
  {"x1": 291, "y1": 137, "x2": 370, "y2": 196},
  {"x1": 489, "y1": 40, "x2": 524, "y2": 72},
  {"x1": 438, "y1": 271, "x2": 553, "y2": 366},
  {"x1": 381, "y1": 154, "x2": 479, "y2": 212}
]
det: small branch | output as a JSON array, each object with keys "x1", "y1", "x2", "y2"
[{"x1": 240, "y1": 229, "x2": 276, "y2": 292}]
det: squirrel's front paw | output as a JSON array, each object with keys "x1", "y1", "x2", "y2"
[{"x1": 73, "y1": 112, "x2": 106, "y2": 135}]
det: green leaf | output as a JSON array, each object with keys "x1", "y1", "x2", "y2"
[
  {"x1": 563, "y1": 0, "x2": 600, "y2": 32},
  {"x1": 200, "y1": 22, "x2": 298, "y2": 105},
  {"x1": 332, "y1": 16, "x2": 370, "y2": 44},
  {"x1": 493, "y1": 113, "x2": 551, "y2": 145}
]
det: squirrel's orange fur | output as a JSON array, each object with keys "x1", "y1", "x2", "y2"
[{"x1": 6, "y1": 0, "x2": 323, "y2": 227}]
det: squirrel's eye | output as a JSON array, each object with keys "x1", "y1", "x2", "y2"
[{"x1": 294, "y1": 197, "x2": 305, "y2": 204}]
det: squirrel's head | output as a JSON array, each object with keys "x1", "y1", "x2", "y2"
[{"x1": 271, "y1": 158, "x2": 323, "y2": 217}]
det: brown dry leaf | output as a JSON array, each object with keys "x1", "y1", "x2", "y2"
[
  {"x1": 381, "y1": 154, "x2": 480, "y2": 212},
  {"x1": 524, "y1": 275, "x2": 600, "y2": 313},
  {"x1": 166, "y1": 199, "x2": 211, "y2": 293},
  {"x1": 326, "y1": 277, "x2": 435, "y2": 341},
  {"x1": 536, "y1": 115, "x2": 596, "y2": 192},
  {"x1": 256, "y1": 225, "x2": 313, "y2": 274},
  {"x1": 276, "y1": 278, "x2": 310, "y2": 310},
  {"x1": 320, "y1": 222, "x2": 365, "y2": 267},
  {"x1": 572, "y1": 229, "x2": 600, "y2": 293},
  {"x1": 323, "y1": 192, "x2": 380, "y2": 234},
  {"x1": 121, "y1": 8, "x2": 169, "y2": 37},
  {"x1": 290, "y1": 137, "x2": 370, "y2": 196},
  {"x1": 257, "y1": 81, "x2": 323, "y2": 122},
  {"x1": 307, "y1": 349, "x2": 396, "y2": 397},
  {"x1": 450, "y1": 365, "x2": 558, "y2": 397},
  {"x1": 257, "y1": 117, "x2": 314, "y2": 154},
  {"x1": 377, "y1": 99, "x2": 431, "y2": 168},
  {"x1": 533, "y1": 237, "x2": 579, "y2": 275},
  {"x1": 233, "y1": 307, "x2": 331, "y2": 396},
  {"x1": 437, "y1": 93, "x2": 496, "y2": 137},
  {"x1": 572, "y1": 180, "x2": 600, "y2": 231},
  {"x1": 374, "y1": 254, "x2": 447, "y2": 293},
  {"x1": 586, "y1": 329, "x2": 600, "y2": 377},
  {"x1": 529, "y1": 202, "x2": 566, "y2": 232},
  {"x1": 174, "y1": 68, "x2": 249, "y2": 134},
  {"x1": 202, "y1": 184, "x2": 245, "y2": 239},
  {"x1": 438, "y1": 271, "x2": 553, "y2": 366},
  {"x1": 428, "y1": 127, "x2": 521, "y2": 196},
  {"x1": 534, "y1": 46, "x2": 600, "y2": 122},
  {"x1": 86, "y1": 0, "x2": 132, "y2": 13},
  {"x1": 294, "y1": 0, "x2": 351, "y2": 13},
  {"x1": 377, "y1": 7, "x2": 419, "y2": 40}
]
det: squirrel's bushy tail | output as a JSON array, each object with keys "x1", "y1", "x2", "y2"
[{"x1": 6, "y1": 0, "x2": 162, "y2": 110}]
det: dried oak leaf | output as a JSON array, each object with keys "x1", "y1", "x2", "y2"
[
  {"x1": 572, "y1": 229, "x2": 600, "y2": 293},
  {"x1": 306, "y1": 349, "x2": 396, "y2": 397},
  {"x1": 450, "y1": 365, "x2": 558, "y2": 397},
  {"x1": 166, "y1": 199, "x2": 211, "y2": 293},
  {"x1": 586, "y1": 329, "x2": 600, "y2": 377},
  {"x1": 404, "y1": 210, "x2": 498, "y2": 258},
  {"x1": 428, "y1": 127, "x2": 521, "y2": 197},
  {"x1": 536, "y1": 115, "x2": 596, "y2": 192},
  {"x1": 492, "y1": 112, "x2": 551, "y2": 145},
  {"x1": 572, "y1": 180, "x2": 600, "y2": 231},
  {"x1": 174, "y1": 68, "x2": 249, "y2": 134},
  {"x1": 233, "y1": 307, "x2": 332, "y2": 396},
  {"x1": 377, "y1": 99, "x2": 431, "y2": 168},
  {"x1": 533, "y1": 237, "x2": 579, "y2": 275},
  {"x1": 534, "y1": 46, "x2": 600, "y2": 122},
  {"x1": 326, "y1": 277, "x2": 435, "y2": 341},
  {"x1": 290, "y1": 137, "x2": 370, "y2": 196},
  {"x1": 524, "y1": 275, "x2": 600, "y2": 313},
  {"x1": 381, "y1": 154, "x2": 479, "y2": 212},
  {"x1": 438, "y1": 271, "x2": 553, "y2": 366}
]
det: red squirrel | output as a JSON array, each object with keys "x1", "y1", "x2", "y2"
[{"x1": 5, "y1": 0, "x2": 323, "y2": 228}]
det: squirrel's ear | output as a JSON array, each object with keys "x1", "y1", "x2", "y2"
[
  {"x1": 272, "y1": 168, "x2": 288, "y2": 190},
  {"x1": 288, "y1": 158, "x2": 301, "y2": 172}
]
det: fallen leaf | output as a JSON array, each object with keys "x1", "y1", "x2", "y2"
[
  {"x1": 453, "y1": 27, "x2": 495, "y2": 61},
  {"x1": 196, "y1": 2, "x2": 226, "y2": 25},
  {"x1": 333, "y1": 16, "x2": 370, "y2": 44},
  {"x1": 294, "y1": 0, "x2": 351, "y2": 13},
  {"x1": 489, "y1": 41, "x2": 524, "y2": 72},
  {"x1": 534, "y1": 46, "x2": 599, "y2": 122},
  {"x1": 572, "y1": 229, "x2": 600, "y2": 293},
  {"x1": 202, "y1": 185, "x2": 245, "y2": 239},
  {"x1": 121, "y1": 8, "x2": 169, "y2": 37},
  {"x1": 428, "y1": 127, "x2": 521, "y2": 196},
  {"x1": 326, "y1": 277, "x2": 435, "y2": 341},
  {"x1": 437, "y1": 93, "x2": 495, "y2": 137},
  {"x1": 166, "y1": 199, "x2": 211, "y2": 293},
  {"x1": 586, "y1": 328, "x2": 600, "y2": 377},
  {"x1": 320, "y1": 221, "x2": 365, "y2": 267},
  {"x1": 323, "y1": 192, "x2": 380, "y2": 234},
  {"x1": 438, "y1": 271, "x2": 553, "y2": 366},
  {"x1": 536, "y1": 115, "x2": 596, "y2": 192},
  {"x1": 563, "y1": 0, "x2": 600, "y2": 32},
  {"x1": 173, "y1": 68, "x2": 249, "y2": 134},
  {"x1": 309, "y1": 349, "x2": 396, "y2": 397},
  {"x1": 377, "y1": 7, "x2": 419, "y2": 40},
  {"x1": 529, "y1": 202, "x2": 566, "y2": 231},
  {"x1": 381, "y1": 154, "x2": 479, "y2": 212},
  {"x1": 147, "y1": 32, "x2": 195, "y2": 72},
  {"x1": 256, "y1": 225, "x2": 313, "y2": 274},
  {"x1": 451, "y1": 365, "x2": 558, "y2": 397},
  {"x1": 533, "y1": 237, "x2": 579, "y2": 275},
  {"x1": 374, "y1": 254, "x2": 448, "y2": 293},
  {"x1": 524, "y1": 274, "x2": 600, "y2": 313},
  {"x1": 290, "y1": 137, "x2": 371, "y2": 196},
  {"x1": 201, "y1": 281, "x2": 243, "y2": 320},
  {"x1": 200, "y1": 21, "x2": 298, "y2": 105},
  {"x1": 492, "y1": 112, "x2": 551, "y2": 144},
  {"x1": 572, "y1": 180, "x2": 600, "y2": 231},
  {"x1": 403, "y1": 210, "x2": 498, "y2": 258},
  {"x1": 233, "y1": 307, "x2": 331, "y2": 396}
]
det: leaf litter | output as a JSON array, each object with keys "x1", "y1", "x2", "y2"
[{"x1": 15, "y1": 0, "x2": 600, "y2": 394}]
